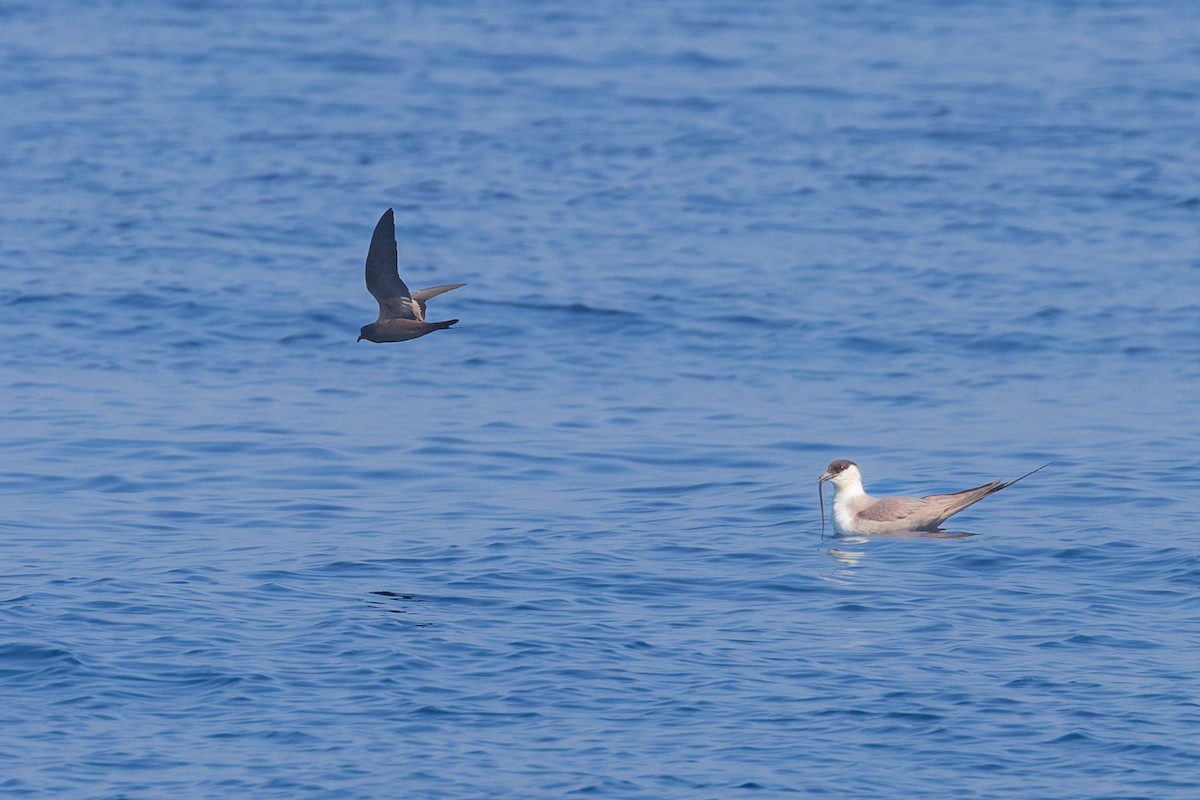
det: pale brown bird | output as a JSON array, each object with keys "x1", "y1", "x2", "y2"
[
  {"x1": 357, "y1": 208, "x2": 464, "y2": 343},
  {"x1": 818, "y1": 460, "x2": 1050, "y2": 535}
]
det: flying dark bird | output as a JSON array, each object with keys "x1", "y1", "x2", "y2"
[
  {"x1": 818, "y1": 460, "x2": 1050, "y2": 535},
  {"x1": 357, "y1": 208, "x2": 464, "y2": 343}
]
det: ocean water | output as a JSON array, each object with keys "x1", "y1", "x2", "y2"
[{"x1": 2, "y1": 1, "x2": 1199, "y2": 797}]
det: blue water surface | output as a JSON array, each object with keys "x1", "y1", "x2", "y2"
[{"x1": 2, "y1": 1, "x2": 1199, "y2": 798}]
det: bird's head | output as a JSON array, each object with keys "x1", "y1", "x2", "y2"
[
  {"x1": 818, "y1": 459, "x2": 861, "y2": 539},
  {"x1": 819, "y1": 459, "x2": 861, "y2": 490}
]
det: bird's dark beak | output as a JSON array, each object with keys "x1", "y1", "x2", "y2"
[
  {"x1": 818, "y1": 470, "x2": 834, "y2": 483},
  {"x1": 356, "y1": 335, "x2": 363, "y2": 343}
]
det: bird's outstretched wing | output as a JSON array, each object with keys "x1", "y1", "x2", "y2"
[
  {"x1": 411, "y1": 283, "x2": 466, "y2": 318},
  {"x1": 364, "y1": 209, "x2": 416, "y2": 321},
  {"x1": 411, "y1": 283, "x2": 465, "y2": 302}
]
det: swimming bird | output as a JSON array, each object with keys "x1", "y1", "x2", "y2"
[
  {"x1": 357, "y1": 208, "x2": 464, "y2": 343},
  {"x1": 818, "y1": 460, "x2": 1050, "y2": 535}
]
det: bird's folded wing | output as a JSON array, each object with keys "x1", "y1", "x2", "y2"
[
  {"x1": 857, "y1": 496, "x2": 928, "y2": 522},
  {"x1": 921, "y1": 480, "x2": 1004, "y2": 524}
]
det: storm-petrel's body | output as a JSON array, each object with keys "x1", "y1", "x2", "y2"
[{"x1": 357, "y1": 208, "x2": 463, "y2": 343}]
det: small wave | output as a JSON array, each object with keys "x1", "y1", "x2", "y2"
[
  {"x1": 0, "y1": 642, "x2": 82, "y2": 678},
  {"x1": 506, "y1": 300, "x2": 641, "y2": 318}
]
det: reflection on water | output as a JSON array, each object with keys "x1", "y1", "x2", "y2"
[
  {"x1": 876, "y1": 529, "x2": 978, "y2": 540},
  {"x1": 826, "y1": 530, "x2": 977, "y2": 576},
  {"x1": 826, "y1": 535, "x2": 869, "y2": 578}
]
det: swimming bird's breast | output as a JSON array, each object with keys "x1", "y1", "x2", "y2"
[
  {"x1": 832, "y1": 499, "x2": 857, "y2": 535},
  {"x1": 831, "y1": 487, "x2": 868, "y2": 535}
]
